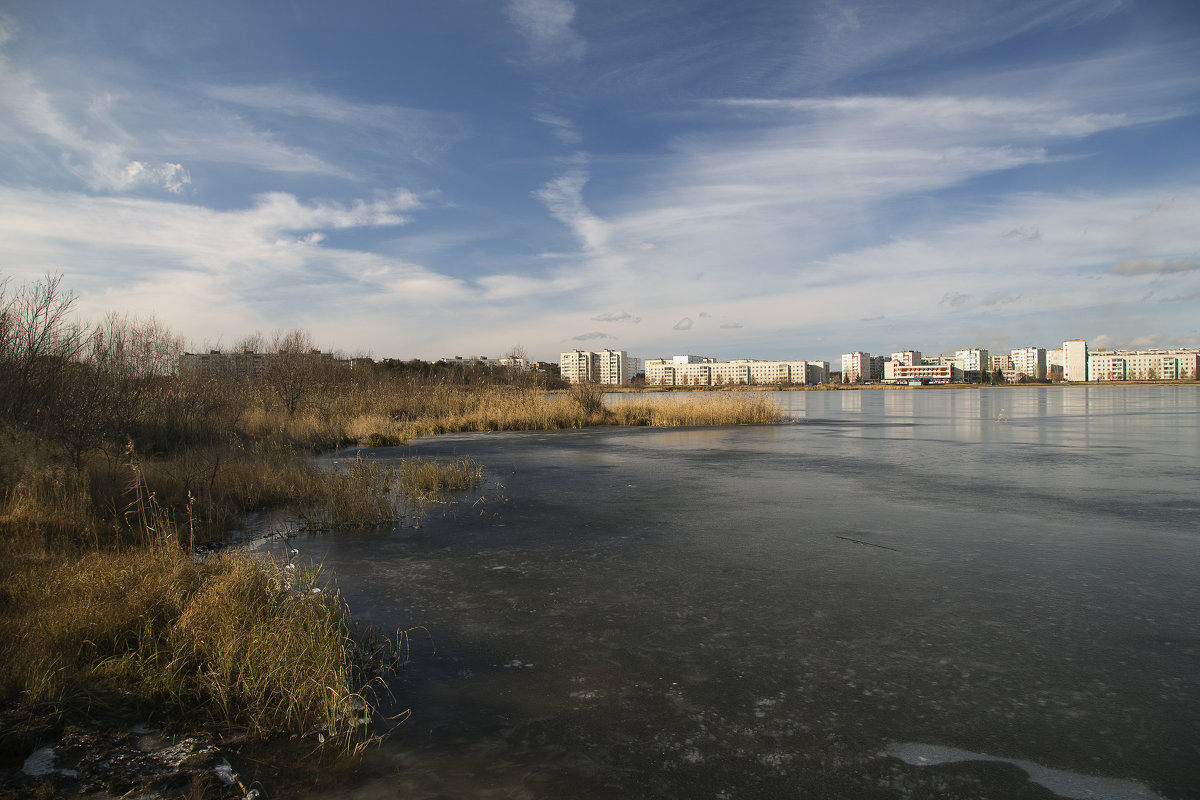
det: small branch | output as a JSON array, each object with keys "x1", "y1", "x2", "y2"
[{"x1": 837, "y1": 535, "x2": 900, "y2": 552}]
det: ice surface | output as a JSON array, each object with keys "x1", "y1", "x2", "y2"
[{"x1": 885, "y1": 742, "x2": 1169, "y2": 800}]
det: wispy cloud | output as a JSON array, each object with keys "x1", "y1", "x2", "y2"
[
  {"x1": 203, "y1": 83, "x2": 466, "y2": 163},
  {"x1": 0, "y1": 47, "x2": 193, "y2": 193},
  {"x1": 672, "y1": 317, "x2": 694, "y2": 331},
  {"x1": 591, "y1": 311, "x2": 640, "y2": 323},
  {"x1": 0, "y1": 185, "x2": 455, "y2": 343},
  {"x1": 572, "y1": 331, "x2": 613, "y2": 341},
  {"x1": 719, "y1": 322, "x2": 743, "y2": 329},
  {"x1": 1003, "y1": 226, "x2": 1041, "y2": 241},
  {"x1": 939, "y1": 292, "x2": 970, "y2": 307},
  {"x1": 0, "y1": 33, "x2": 353, "y2": 188},
  {"x1": 506, "y1": 0, "x2": 585, "y2": 66},
  {"x1": 536, "y1": 163, "x2": 609, "y2": 252},
  {"x1": 535, "y1": 111, "x2": 582, "y2": 145},
  {"x1": 1111, "y1": 257, "x2": 1200, "y2": 276}
]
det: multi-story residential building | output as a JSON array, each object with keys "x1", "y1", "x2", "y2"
[
  {"x1": 179, "y1": 349, "x2": 336, "y2": 379},
  {"x1": 644, "y1": 356, "x2": 827, "y2": 387},
  {"x1": 1045, "y1": 348, "x2": 1065, "y2": 381},
  {"x1": 560, "y1": 349, "x2": 633, "y2": 385},
  {"x1": 955, "y1": 348, "x2": 989, "y2": 382},
  {"x1": 870, "y1": 355, "x2": 890, "y2": 382},
  {"x1": 891, "y1": 350, "x2": 922, "y2": 367},
  {"x1": 597, "y1": 349, "x2": 631, "y2": 385},
  {"x1": 1086, "y1": 349, "x2": 1200, "y2": 382},
  {"x1": 1088, "y1": 351, "x2": 1126, "y2": 381},
  {"x1": 841, "y1": 352, "x2": 871, "y2": 384},
  {"x1": 1011, "y1": 346, "x2": 1047, "y2": 381},
  {"x1": 988, "y1": 354, "x2": 1015, "y2": 381},
  {"x1": 1063, "y1": 339, "x2": 1088, "y2": 382},
  {"x1": 885, "y1": 362, "x2": 962, "y2": 384},
  {"x1": 559, "y1": 350, "x2": 593, "y2": 383}
]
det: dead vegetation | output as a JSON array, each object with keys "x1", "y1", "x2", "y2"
[{"x1": 0, "y1": 272, "x2": 780, "y2": 748}]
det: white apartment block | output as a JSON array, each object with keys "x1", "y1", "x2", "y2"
[
  {"x1": 179, "y1": 349, "x2": 336, "y2": 379},
  {"x1": 645, "y1": 356, "x2": 828, "y2": 387},
  {"x1": 1011, "y1": 346, "x2": 1047, "y2": 381},
  {"x1": 870, "y1": 355, "x2": 890, "y2": 381},
  {"x1": 988, "y1": 354, "x2": 1015, "y2": 380},
  {"x1": 885, "y1": 362, "x2": 962, "y2": 384},
  {"x1": 1086, "y1": 349, "x2": 1200, "y2": 381},
  {"x1": 560, "y1": 349, "x2": 633, "y2": 385},
  {"x1": 891, "y1": 350, "x2": 922, "y2": 367},
  {"x1": 1063, "y1": 339, "x2": 1088, "y2": 382},
  {"x1": 954, "y1": 348, "x2": 989, "y2": 377},
  {"x1": 841, "y1": 352, "x2": 871, "y2": 383}
]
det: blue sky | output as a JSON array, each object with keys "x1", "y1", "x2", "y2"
[{"x1": 1, "y1": 0, "x2": 1198, "y2": 363}]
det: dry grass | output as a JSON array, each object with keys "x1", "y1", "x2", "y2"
[
  {"x1": 333, "y1": 384, "x2": 780, "y2": 445},
  {"x1": 304, "y1": 455, "x2": 404, "y2": 530},
  {"x1": 400, "y1": 456, "x2": 485, "y2": 500},
  {"x1": 0, "y1": 374, "x2": 781, "y2": 749},
  {"x1": 0, "y1": 544, "x2": 376, "y2": 744},
  {"x1": 300, "y1": 454, "x2": 486, "y2": 529},
  {"x1": 0, "y1": 482, "x2": 388, "y2": 747},
  {"x1": 609, "y1": 392, "x2": 783, "y2": 427}
]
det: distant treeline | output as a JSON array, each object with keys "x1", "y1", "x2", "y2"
[{"x1": 369, "y1": 357, "x2": 564, "y2": 387}]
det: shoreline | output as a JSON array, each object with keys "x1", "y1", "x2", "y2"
[{"x1": 601, "y1": 380, "x2": 1200, "y2": 393}]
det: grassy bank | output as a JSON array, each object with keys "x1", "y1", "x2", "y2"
[{"x1": 0, "y1": 274, "x2": 782, "y2": 756}]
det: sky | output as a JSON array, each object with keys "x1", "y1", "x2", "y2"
[{"x1": 1, "y1": 0, "x2": 1198, "y2": 363}]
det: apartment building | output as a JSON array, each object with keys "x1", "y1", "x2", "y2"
[
  {"x1": 645, "y1": 356, "x2": 828, "y2": 386},
  {"x1": 1087, "y1": 349, "x2": 1200, "y2": 381},
  {"x1": 559, "y1": 349, "x2": 633, "y2": 385},
  {"x1": 179, "y1": 349, "x2": 336, "y2": 379},
  {"x1": 988, "y1": 354, "x2": 1015, "y2": 381},
  {"x1": 954, "y1": 348, "x2": 989, "y2": 381},
  {"x1": 841, "y1": 352, "x2": 871, "y2": 384},
  {"x1": 1011, "y1": 346, "x2": 1047, "y2": 381},
  {"x1": 1063, "y1": 339, "x2": 1088, "y2": 382},
  {"x1": 870, "y1": 355, "x2": 890, "y2": 381},
  {"x1": 884, "y1": 362, "x2": 962, "y2": 384},
  {"x1": 891, "y1": 350, "x2": 922, "y2": 367}
]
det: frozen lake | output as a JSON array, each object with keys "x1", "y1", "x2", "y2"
[{"x1": 269, "y1": 386, "x2": 1200, "y2": 799}]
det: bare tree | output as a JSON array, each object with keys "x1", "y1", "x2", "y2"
[
  {"x1": 262, "y1": 329, "x2": 344, "y2": 416},
  {"x1": 0, "y1": 274, "x2": 89, "y2": 430}
]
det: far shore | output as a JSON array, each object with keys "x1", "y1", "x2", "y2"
[{"x1": 601, "y1": 380, "x2": 1199, "y2": 393}]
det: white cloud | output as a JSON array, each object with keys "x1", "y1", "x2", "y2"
[
  {"x1": 535, "y1": 111, "x2": 582, "y2": 145},
  {"x1": 1129, "y1": 333, "x2": 1164, "y2": 348},
  {"x1": 0, "y1": 185, "x2": 457, "y2": 344},
  {"x1": 1003, "y1": 226, "x2": 1041, "y2": 241},
  {"x1": 1111, "y1": 257, "x2": 1200, "y2": 276},
  {"x1": 506, "y1": 0, "x2": 586, "y2": 66},
  {"x1": 591, "y1": 311, "x2": 640, "y2": 323},
  {"x1": 940, "y1": 292, "x2": 970, "y2": 308},
  {"x1": 202, "y1": 83, "x2": 466, "y2": 164},
  {"x1": 0, "y1": 36, "x2": 353, "y2": 190},
  {"x1": 535, "y1": 165, "x2": 610, "y2": 252},
  {"x1": 720, "y1": 95, "x2": 1136, "y2": 140}
]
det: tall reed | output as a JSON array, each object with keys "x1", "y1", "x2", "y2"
[{"x1": 0, "y1": 462, "x2": 393, "y2": 747}]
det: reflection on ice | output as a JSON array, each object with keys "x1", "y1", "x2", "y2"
[
  {"x1": 885, "y1": 742, "x2": 1168, "y2": 800},
  {"x1": 281, "y1": 386, "x2": 1199, "y2": 799}
]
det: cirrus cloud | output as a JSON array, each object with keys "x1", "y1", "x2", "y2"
[{"x1": 1111, "y1": 257, "x2": 1200, "y2": 276}]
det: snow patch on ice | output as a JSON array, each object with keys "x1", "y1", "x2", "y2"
[
  {"x1": 884, "y1": 742, "x2": 1168, "y2": 800},
  {"x1": 22, "y1": 746, "x2": 56, "y2": 777}
]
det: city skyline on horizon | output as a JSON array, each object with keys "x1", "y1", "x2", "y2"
[{"x1": 1, "y1": 1, "x2": 1198, "y2": 364}]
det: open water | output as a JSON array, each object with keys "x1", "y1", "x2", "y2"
[{"x1": 265, "y1": 386, "x2": 1200, "y2": 799}]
